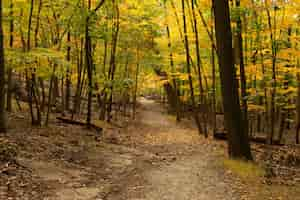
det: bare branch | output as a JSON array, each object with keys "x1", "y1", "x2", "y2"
[{"x1": 94, "y1": 0, "x2": 105, "y2": 12}]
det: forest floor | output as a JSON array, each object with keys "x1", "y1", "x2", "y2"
[{"x1": 1, "y1": 98, "x2": 300, "y2": 200}]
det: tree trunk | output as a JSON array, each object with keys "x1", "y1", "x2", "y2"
[
  {"x1": 26, "y1": 0, "x2": 37, "y2": 125},
  {"x1": 133, "y1": 48, "x2": 140, "y2": 119},
  {"x1": 191, "y1": 0, "x2": 204, "y2": 100},
  {"x1": 0, "y1": 0, "x2": 6, "y2": 133},
  {"x1": 45, "y1": 64, "x2": 56, "y2": 126},
  {"x1": 235, "y1": 0, "x2": 249, "y2": 136},
  {"x1": 296, "y1": 69, "x2": 300, "y2": 144},
  {"x1": 211, "y1": 7, "x2": 217, "y2": 136},
  {"x1": 191, "y1": 0, "x2": 207, "y2": 137},
  {"x1": 278, "y1": 111, "x2": 286, "y2": 143},
  {"x1": 39, "y1": 77, "x2": 45, "y2": 111},
  {"x1": 266, "y1": 6, "x2": 277, "y2": 145},
  {"x1": 73, "y1": 38, "x2": 84, "y2": 117},
  {"x1": 107, "y1": 0, "x2": 120, "y2": 122},
  {"x1": 181, "y1": 0, "x2": 203, "y2": 135},
  {"x1": 65, "y1": 32, "x2": 71, "y2": 111},
  {"x1": 34, "y1": 0, "x2": 42, "y2": 47},
  {"x1": 164, "y1": 2, "x2": 181, "y2": 121},
  {"x1": 213, "y1": 0, "x2": 252, "y2": 160},
  {"x1": 6, "y1": 1, "x2": 14, "y2": 112}
]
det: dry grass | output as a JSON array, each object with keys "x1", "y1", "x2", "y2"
[
  {"x1": 223, "y1": 159, "x2": 300, "y2": 200},
  {"x1": 223, "y1": 159, "x2": 265, "y2": 179}
]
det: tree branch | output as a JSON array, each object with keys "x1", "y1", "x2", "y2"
[{"x1": 94, "y1": 0, "x2": 105, "y2": 12}]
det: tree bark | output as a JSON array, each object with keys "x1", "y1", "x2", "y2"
[
  {"x1": 164, "y1": 2, "x2": 181, "y2": 121},
  {"x1": 133, "y1": 48, "x2": 140, "y2": 119},
  {"x1": 191, "y1": 0, "x2": 204, "y2": 100},
  {"x1": 0, "y1": 0, "x2": 6, "y2": 133},
  {"x1": 213, "y1": 0, "x2": 252, "y2": 160},
  {"x1": 6, "y1": 1, "x2": 14, "y2": 112},
  {"x1": 181, "y1": 0, "x2": 203, "y2": 135},
  {"x1": 266, "y1": 6, "x2": 277, "y2": 144},
  {"x1": 211, "y1": 7, "x2": 217, "y2": 136},
  {"x1": 73, "y1": 38, "x2": 84, "y2": 117},
  {"x1": 86, "y1": 0, "x2": 93, "y2": 127},
  {"x1": 107, "y1": 0, "x2": 120, "y2": 122},
  {"x1": 65, "y1": 32, "x2": 71, "y2": 111},
  {"x1": 296, "y1": 67, "x2": 300, "y2": 144},
  {"x1": 235, "y1": 0, "x2": 249, "y2": 136}
]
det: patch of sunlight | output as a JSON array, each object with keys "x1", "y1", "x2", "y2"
[
  {"x1": 12, "y1": 100, "x2": 29, "y2": 111},
  {"x1": 92, "y1": 119, "x2": 114, "y2": 129},
  {"x1": 144, "y1": 129, "x2": 199, "y2": 145},
  {"x1": 166, "y1": 114, "x2": 177, "y2": 122},
  {"x1": 223, "y1": 159, "x2": 265, "y2": 179}
]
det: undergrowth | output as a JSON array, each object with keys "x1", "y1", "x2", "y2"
[{"x1": 223, "y1": 159, "x2": 265, "y2": 179}]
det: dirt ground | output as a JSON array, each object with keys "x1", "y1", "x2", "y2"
[
  {"x1": 103, "y1": 98, "x2": 239, "y2": 200},
  {"x1": 1, "y1": 98, "x2": 300, "y2": 200}
]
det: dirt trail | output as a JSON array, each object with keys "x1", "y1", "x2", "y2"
[
  {"x1": 105, "y1": 98, "x2": 238, "y2": 200},
  {"x1": 11, "y1": 98, "x2": 238, "y2": 200}
]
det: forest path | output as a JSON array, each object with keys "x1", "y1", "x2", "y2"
[
  {"x1": 105, "y1": 98, "x2": 238, "y2": 200},
  {"x1": 13, "y1": 98, "x2": 238, "y2": 200}
]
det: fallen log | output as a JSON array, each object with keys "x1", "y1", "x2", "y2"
[
  {"x1": 56, "y1": 117, "x2": 103, "y2": 134},
  {"x1": 213, "y1": 131, "x2": 283, "y2": 146}
]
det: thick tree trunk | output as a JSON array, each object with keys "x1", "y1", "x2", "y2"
[{"x1": 213, "y1": 0, "x2": 252, "y2": 160}]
